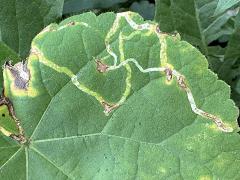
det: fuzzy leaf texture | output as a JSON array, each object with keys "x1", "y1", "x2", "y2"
[{"x1": 0, "y1": 12, "x2": 240, "y2": 179}]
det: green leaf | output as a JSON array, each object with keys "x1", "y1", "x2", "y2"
[
  {"x1": 1, "y1": 12, "x2": 240, "y2": 179},
  {"x1": 154, "y1": 0, "x2": 238, "y2": 54},
  {"x1": 0, "y1": 42, "x2": 19, "y2": 92},
  {"x1": 207, "y1": 46, "x2": 225, "y2": 71},
  {"x1": 214, "y1": 0, "x2": 240, "y2": 16},
  {"x1": 208, "y1": 30, "x2": 240, "y2": 107},
  {"x1": 236, "y1": 78, "x2": 240, "y2": 94},
  {"x1": 0, "y1": 0, "x2": 64, "y2": 58}
]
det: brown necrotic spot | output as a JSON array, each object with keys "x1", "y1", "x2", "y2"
[
  {"x1": 5, "y1": 61, "x2": 30, "y2": 90},
  {"x1": 165, "y1": 68, "x2": 173, "y2": 81},
  {"x1": 95, "y1": 60, "x2": 109, "y2": 73},
  {"x1": 156, "y1": 25, "x2": 161, "y2": 34},
  {"x1": 101, "y1": 101, "x2": 118, "y2": 115},
  {"x1": 68, "y1": 21, "x2": 76, "y2": 26},
  {"x1": 177, "y1": 76, "x2": 187, "y2": 89}
]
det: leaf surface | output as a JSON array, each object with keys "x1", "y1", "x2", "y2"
[{"x1": 1, "y1": 12, "x2": 240, "y2": 179}]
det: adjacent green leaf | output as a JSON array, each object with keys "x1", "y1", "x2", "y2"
[
  {"x1": 207, "y1": 46, "x2": 225, "y2": 71},
  {"x1": 236, "y1": 77, "x2": 240, "y2": 94},
  {"x1": 214, "y1": 0, "x2": 240, "y2": 16},
  {"x1": 223, "y1": 13, "x2": 240, "y2": 107},
  {"x1": 0, "y1": 0, "x2": 64, "y2": 58},
  {"x1": 210, "y1": 27, "x2": 240, "y2": 107},
  {"x1": 1, "y1": 12, "x2": 240, "y2": 179},
  {"x1": 155, "y1": 0, "x2": 238, "y2": 54}
]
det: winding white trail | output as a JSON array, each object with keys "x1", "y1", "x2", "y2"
[
  {"x1": 33, "y1": 12, "x2": 233, "y2": 133},
  {"x1": 101, "y1": 12, "x2": 233, "y2": 132}
]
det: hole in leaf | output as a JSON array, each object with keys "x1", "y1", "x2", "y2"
[
  {"x1": 232, "y1": 76, "x2": 238, "y2": 81},
  {"x1": 208, "y1": 40, "x2": 228, "y2": 48},
  {"x1": 149, "y1": 0, "x2": 155, "y2": 4}
]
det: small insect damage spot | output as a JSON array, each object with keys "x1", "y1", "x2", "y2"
[
  {"x1": 101, "y1": 102, "x2": 118, "y2": 116},
  {"x1": 67, "y1": 21, "x2": 76, "y2": 26},
  {"x1": 177, "y1": 75, "x2": 187, "y2": 89},
  {"x1": 95, "y1": 60, "x2": 109, "y2": 73},
  {"x1": 155, "y1": 25, "x2": 161, "y2": 34},
  {"x1": 4, "y1": 60, "x2": 30, "y2": 90},
  {"x1": 164, "y1": 67, "x2": 173, "y2": 81}
]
